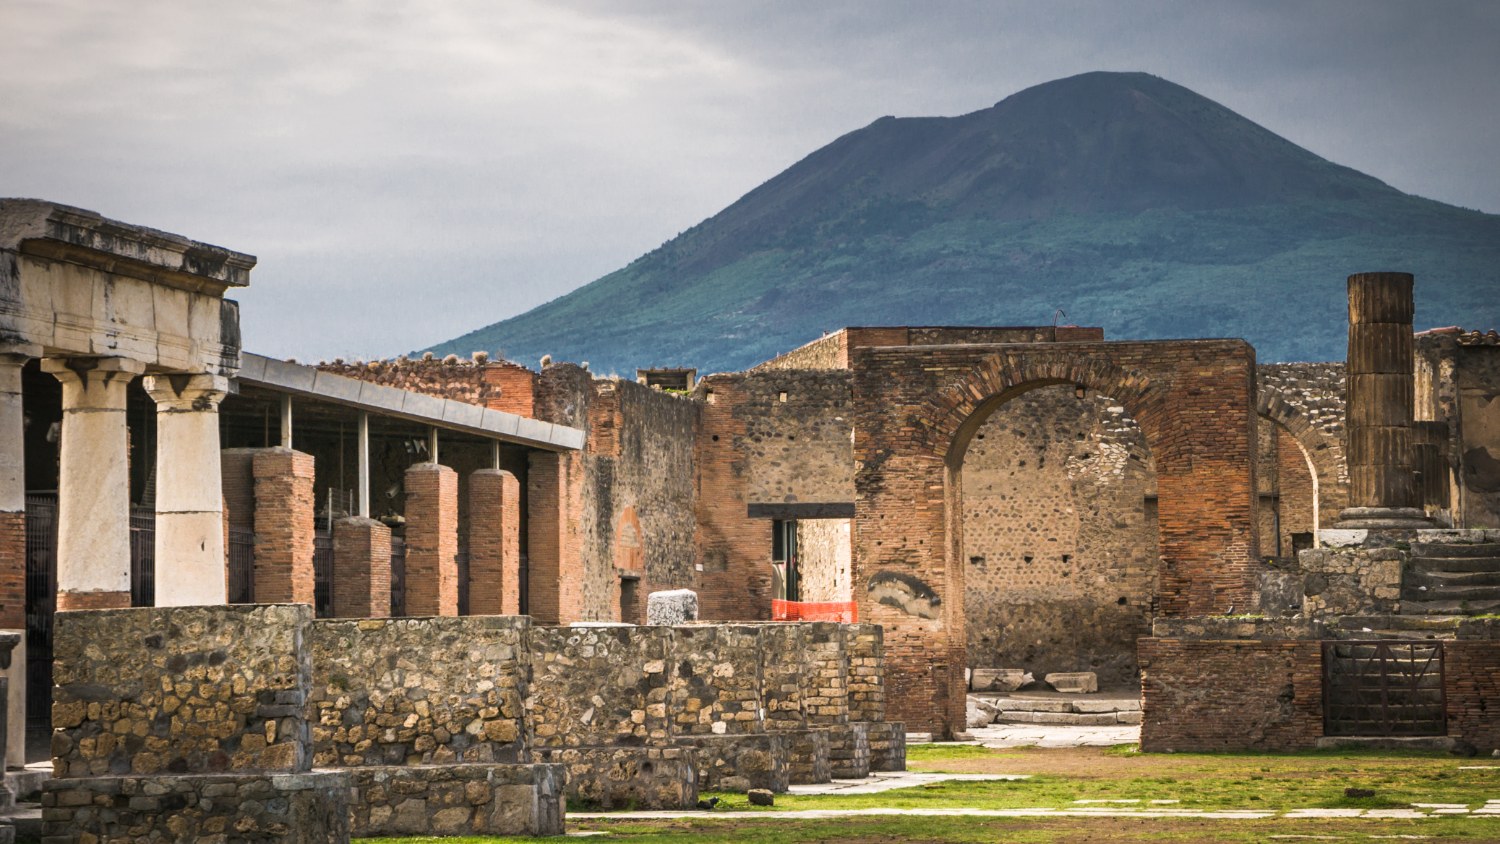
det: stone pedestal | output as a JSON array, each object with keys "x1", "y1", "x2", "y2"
[
  {"x1": 42, "y1": 356, "x2": 144, "y2": 610},
  {"x1": 468, "y1": 468, "x2": 521, "y2": 615},
  {"x1": 145, "y1": 373, "x2": 230, "y2": 606},
  {"x1": 332, "y1": 516, "x2": 392, "y2": 618},
  {"x1": 405, "y1": 463, "x2": 459, "y2": 616},
  {"x1": 1338, "y1": 272, "x2": 1431, "y2": 528}
]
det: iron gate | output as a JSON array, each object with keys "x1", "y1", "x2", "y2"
[{"x1": 1323, "y1": 640, "x2": 1447, "y2": 737}]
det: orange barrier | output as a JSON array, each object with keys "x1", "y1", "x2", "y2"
[{"x1": 771, "y1": 599, "x2": 858, "y2": 623}]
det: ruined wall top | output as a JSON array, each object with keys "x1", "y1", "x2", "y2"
[
  {"x1": 0, "y1": 198, "x2": 250, "y2": 373},
  {"x1": 753, "y1": 326, "x2": 1105, "y2": 372}
]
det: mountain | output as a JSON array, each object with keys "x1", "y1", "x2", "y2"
[{"x1": 429, "y1": 71, "x2": 1500, "y2": 374}]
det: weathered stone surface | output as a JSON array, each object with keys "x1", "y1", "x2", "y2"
[
  {"x1": 747, "y1": 788, "x2": 774, "y2": 806},
  {"x1": 1044, "y1": 672, "x2": 1098, "y2": 694},
  {"x1": 51, "y1": 604, "x2": 313, "y2": 779},
  {"x1": 534, "y1": 746, "x2": 697, "y2": 809},
  {"x1": 970, "y1": 669, "x2": 1028, "y2": 692},
  {"x1": 528, "y1": 625, "x2": 673, "y2": 747},
  {"x1": 864, "y1": 720, "x2": 907, "y2": 772},
  {"x1": 1299, "y1": 546, "x2": 1404, "y2": 616},
  {"x1": 966, "y1": 697, "x2": 995, "y2": 728},
  {"x1": 670, "y1": 625, "x2": 764, "y2": 736},
  {"x1": 309, "y1": 616, "x2": 530, "y2": 767},
  {"x1": 347, "y1": 763, "x2": 564, "y2": 837},
  {"x1": 41, "y1": 770, "x2": 349, "y2": 843},
  {"x1": 781, "y1": 728, "x2": 831, "y2": 784},
  {"x1": 677, "y1": 734, "x2": 789, "y2": 792},
  {"x1": 824, "y1": 722, "x2": 870, "y2": 779},
  {"x1": 647, "y1": 589, "x2": 699, "y2": 625}
]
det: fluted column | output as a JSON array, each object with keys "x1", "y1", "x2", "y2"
[
  {"x1": 1337, "y1": 272, "x2": 1430, "y2": 528},
  {"x1": 41, "y1": 356, "x2": 145, "y2": 609},
  {"x1": 144, "y1": 373, "x2": 230, "y2": 605}
]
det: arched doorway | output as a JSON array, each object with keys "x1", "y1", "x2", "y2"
[{"x1": 960, "y1": 385, "x2": 1158, "y2": 685}]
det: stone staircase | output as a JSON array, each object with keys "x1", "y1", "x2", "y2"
[{"x1": 1400, "y1": 541, "x2": 1500, "y2": 615}]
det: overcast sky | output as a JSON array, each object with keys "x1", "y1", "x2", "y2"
[{"x1": 4, "y1": 0, "x2": 1497, "y2": 362}]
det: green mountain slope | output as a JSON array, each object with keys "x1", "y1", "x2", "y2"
[{"x1": 430, "y1": 71, "x2": 1500, "y2": 373}]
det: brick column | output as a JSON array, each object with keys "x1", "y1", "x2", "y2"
[
  {"x1": 332, "y1": 516, "x2": 392, "y2": 618},
  {"x1": 42, "y1": 356, "x2": 145, "y2": 610},
  {"x1": 251, "y1": 448, "x2": 316, "y2": 604},
  {"x1": 0, "y1": 346, "x2": 36, "y2": 769},
  {"x1": 144, "y1": 374, "x2": 230, "y2": 606},
  {"x1": 468, "y1": 468, "x2": 520, "y2": 615},
  {"x1": 1338, "y1": 272, "x2": 1430, "y2": 528},
  {"x1": 527, "y1": 451, "x2": 583, "y2": 624},
  {"x1": 405, "y1": 463, "x2": 458, "y2": 616}
]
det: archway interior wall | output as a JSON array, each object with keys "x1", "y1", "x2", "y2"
[
  {"x1": 851, "y1": 340, "x2": 1258, "y2": 735},
  {"x1": 961, "y1": 387, "x2": 1158, "y2": 686},
  {"x1": 1255, "y1": 416, "x2": 1319, "y2": 559}
]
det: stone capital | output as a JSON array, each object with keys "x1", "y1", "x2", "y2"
[
  {"x1": 143, "y1": 373, "x2": 231, "y2": 412},
  {"x1": 41, "y1": 357, "x2": 146, "y2": 409},
  {"x1": 0, "y1": 347, "x2": 38, "y2": 394}
]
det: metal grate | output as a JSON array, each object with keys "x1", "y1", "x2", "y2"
[
  {"x1": 313, "y1": 529, "x2": 334, "y2": 618},
  {"x1": 1323, "y1": 640, "x2": 1446, "y2": 737},
  {"x1": 228, "y1": 527, "x2": 255, "y2": 603},
  {"x1": 129, "y1": 506, "x2": 155, "y2": 607},
  {"x1": 24, "y1": 494, "x2": 57, "y2": 723},
  {"x1": 389, "y1": 536, "x2": 406, "y2": 617}
]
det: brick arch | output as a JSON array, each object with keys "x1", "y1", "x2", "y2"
[
  {"x1": 1257, "y1": 390, "x2": 1349, "y2": 531},
  {"x1": 915, "y1": 352, "x2": 1163, "y2": 467}
]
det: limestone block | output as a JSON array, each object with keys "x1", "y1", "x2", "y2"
[
  {"x1": 970, "y1": 668, "x2": 1029, "y2": 692},
  {"x1": 347, "y1": 763, "x2": 564, "y2": 837},
  {"x1": 966, "y1": 697, "x2": 996, "y2": 728},
  {"x1": 1044, "y1": 672, "x2": 1098, "y2": 694},
  {"x1": 647, "y1": 589, "x2": 699, "y2": 625}
]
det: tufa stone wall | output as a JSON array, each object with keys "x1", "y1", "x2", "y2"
[
  {"x1": 670, "y1": 625, "x2": 764, "y2": 735},
  {"x1": 51, "y1": 604, "x2": 314, "y2": 778},
  {"x1": 796, "y1": 517, "x2": 853, "y2": 602},
  {"x1": 309, "y1": 616, "x2": 531, "y2": 767},
  {"x1": 960, "y1": 386, "x2": 1157, "y2": 685},
  {"x1": 527, "y1": 625, "x2": 674, "y2": 747},
  {"x1": 347, "y1": 763, "x2": 563, "y2": 838},
  {"x1": 1298, "y1": 545, "x2": 1403, "y2": 617}
]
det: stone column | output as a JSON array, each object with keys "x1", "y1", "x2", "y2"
[
  {"x1": 0, "y1": 345, "x2": 37, "y2": 769},
  {"x1": 144, "y1": 374, "x2": 230, "y2": 606},
  {"x1": 42, "y1": 356, "x2": 145, "y2": 610},
  {"x1": 1338, "y1": 272, "x2": 1430, "y2": 528},
  {"x1": 251, "y1": 448, "x2": 316, "y2": 604},
  {"x1": 404, "y1": 462, "x2": 458, "y2": 616},
  {"x1": 468, "y1": 468, "x2": 520, "y2": 615},
  {"x1": 332, "y1": 516, "x2": 392, "y2": 618}
]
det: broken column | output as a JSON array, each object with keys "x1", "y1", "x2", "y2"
[
  {"x1": 405, "y1": 462, "x2": 459, "y2": 616},
  {"x1": 253, "y1": 448, "x2": 317, "y2": 604},
  {"x1": 42, "y1": 356, "x2": 145, "y2": 610},
  {"x1": 145, "y1": 373, "x2": 230, "y2": 605},
  {"x1": 331, "y1": 516, "x2": 392, "y2": 618},
  {"x1": 468, "y1": 468, "x2": 521, "y2": 615},
  {"x1": 1337, "y1": 272, "x2": 1431, "y2": 528}
]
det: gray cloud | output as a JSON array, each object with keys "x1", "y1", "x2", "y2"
[{"x1": 3, "y1": 0, "x2": 1496, "y2": 361}]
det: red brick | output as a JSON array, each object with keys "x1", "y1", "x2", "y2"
[
  {"x1": 468, "y1": 468, "x2": 520, "y2": 615},
  {"x1": 404, "y1": 463, "x2": 459, "y2": 617},
  {"x1": 251, "y1": 448, "x2": 316, "y2": 605},
  {"x1": 332, "y1": 516, "x2": 392, "y2": 618}
]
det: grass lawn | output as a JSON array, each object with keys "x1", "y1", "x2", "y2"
[{"x1": 361, "y1": 744, "x2": 1500, "y2": 842}]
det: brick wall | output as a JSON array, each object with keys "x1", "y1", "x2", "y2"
[
  {"x1": 1258, "y1": 362, "x2": 1349, "y2": 529},
  {"x1": 526, "y1": 451, "x2": 581, "y2": 624},
  {"x1": 1446, "y1": 640, "x2": 1500, "y2": 750},
  {"x1": 220, "y1": 448, "x2": 257, "y2": 532},
  {"x1": 405, "y1": 463, "x2": 459, "y2": 616},
  {"x1": 0, "y1": 510, "x2": 23, "y2": 629},
  {"x1": 317, "y1": 355, "x2": 536, "y2": 412},
  {"x1": 851, "y1": 339, "x2": 1259, "y2": 735},
  {"x1": 961, "y1": 386, "x2": 1157, "y2": 685},
  {"x1": 1138, "y1": 636, "x2": 1324, "y2": 752},
  {"x1": 252, "y1": 448, "x2": 316, "y2": 605},
  {"x1": 468, "y1": 468, "x2": 521, "y2": 615}
]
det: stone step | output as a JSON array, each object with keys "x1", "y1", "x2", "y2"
[
  {"x1": 982, "y1": 696, "x2": 1141, "y2": 714},
  {"x1": 1402, "y1": 583, "x2": 1500, "y2": 602},
  {"x1": 1315, "y1": 735, "x2": 1456, "y2": 751},
  {"x1": 1331, "y1": 615, "x2": 1467, "y2": 633},
  {"x1": 990, "y1": 709, "x2": 1141, "y2": 726},
  {"x1": 1406, "y1": 568, "x2": 1500, "y2": 588},
  {"x1": 1411, "y1": 542, "x2": 1500, "y2": 558},
  {"x1": 1408, "y1": 556, "x2": 1500, "y2": 574},
  {"x1": 1402, "y1": 597, "x2": 1500, "y2": 615}
]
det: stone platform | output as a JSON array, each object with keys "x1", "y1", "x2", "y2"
[{"x1": 348, "y1": 763, "x2": 565, "y2": 837}]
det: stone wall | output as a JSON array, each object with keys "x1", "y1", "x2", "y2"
[
  {"x1": 347, "y1": 764, "x2": 563, "y2": 838},
  {"x1": 309, "y1": 617, "x2": 531, "y2": 767},
  {"x1": 527, "y1": 625, "x2": 674, "y2": 747},
  {"x1": 796, "y1": 517, "x2": 852, "y2": 602},
  {"x1": 52, "y1": 604, "x2": 314, "y2": 777},
  {"x1": 960, "y1": 386, "x2": 1157, "y2": 685},
  {"x1": 1298, "y1": 545, "x2": 1403, "y2": 617},
  {"x1": 1446, "y1": 639, "x2": 1500, "y2": 750},
  {"x1": 1258, "y1": 363, "x2": 1347, "y2": 458},
  {"x1": 669, "y1": 625, "x2": 764, "y2": 735}
]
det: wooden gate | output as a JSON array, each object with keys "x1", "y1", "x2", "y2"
[{"x1": 1323, "y1": 640, "x2": 1446, "y2": 737}]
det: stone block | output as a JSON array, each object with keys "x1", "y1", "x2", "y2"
[
  {"x1": 863, "y1": 721, "x2": 906, "y2": 772},
  {"x1": 1044, "y1": 672, "x2": 1098, "y2": 693},
  {"x1": 677, "y1": 734, "x2": 789, "y2": 792},
  {"x1": 824, "y1": 722, "x2": 870, "y2": 779},
  {"x1": 970, "y1": 668, "x2": 1029, "y2": 692},
  {"x1": 347, "y1": 763, "x2": 564, "y2": 837},
  {"x1": 647, "y1": 589, "x2": 699, "y2": 625},
  {"x1": 534, "y1": 746, "x2": 697, "y2": 809},
  {"x1": 40, "y1": 770, "x2": 349, "y2": 843},
  {"x1": 781, "y1": 728, "x2": 831, "y2": 784}
]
